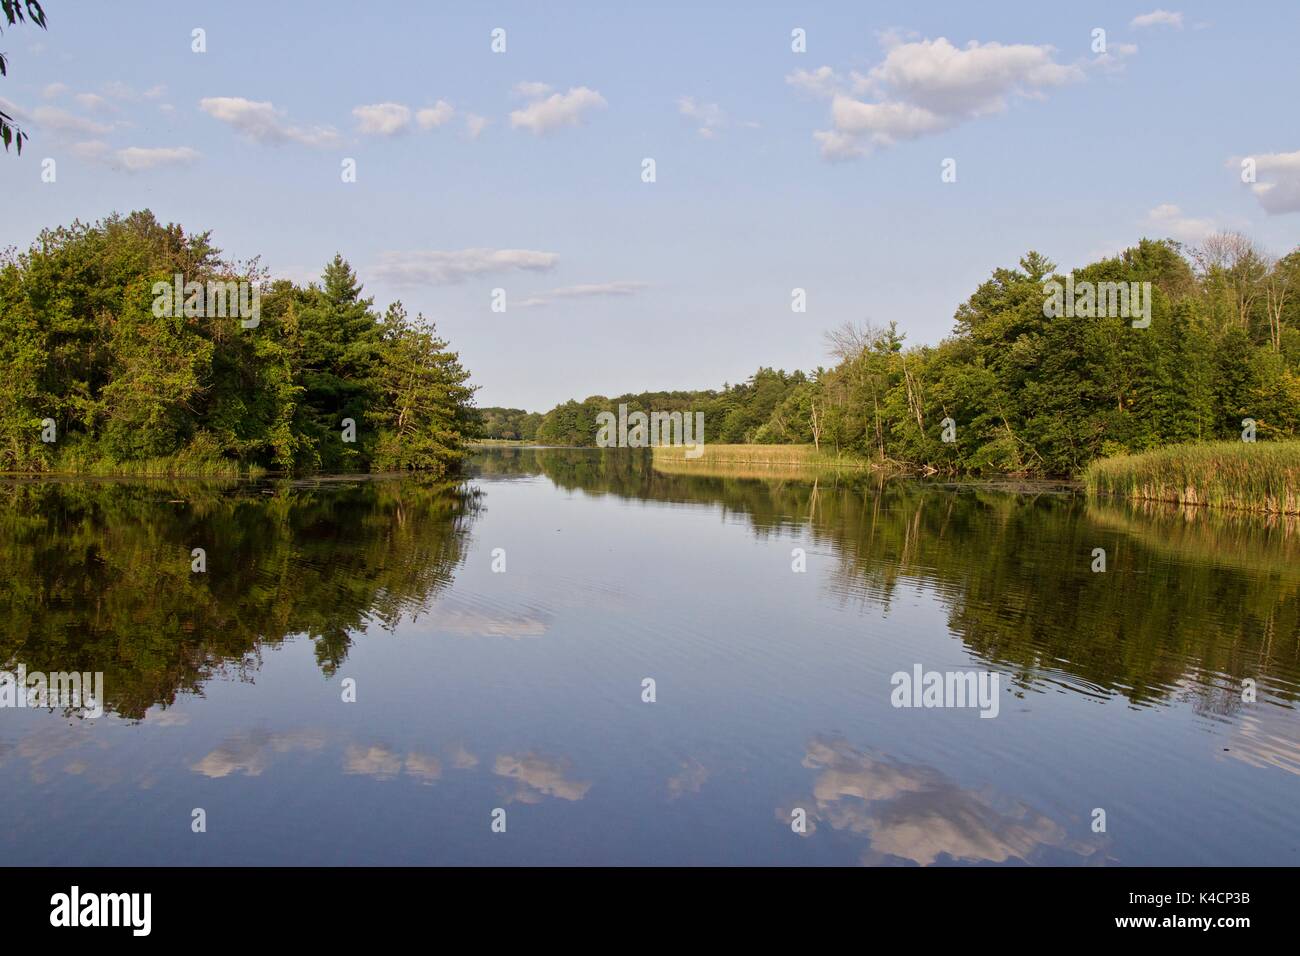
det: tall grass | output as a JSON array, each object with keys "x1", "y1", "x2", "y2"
[
  {"x1": 651, "y1": 443, "x2": 877, "y2": 474},
  {"x1": 1084, "y1": 440, "x2": 1300, "y2": 515},
  {"x1": 43, "y1": 445, "x2": 265, "y2": 479}
]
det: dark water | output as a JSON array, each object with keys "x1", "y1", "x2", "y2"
[{"x1": 2, "y1": 448, "x2": 1297, "y2": 865}]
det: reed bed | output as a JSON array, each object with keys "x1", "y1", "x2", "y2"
[
  {"x1": 650, "y1": 443, "x2": 876, "y2": 476},
  {"x1": 1084, "y1": 440, "x2": 1300, "y2": 515}
]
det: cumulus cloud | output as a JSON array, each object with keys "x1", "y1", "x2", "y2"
[
  {"x1": 801, "y1": 36, "x2": 1084, "y2": 160},
  {"x1": 416, "y1": 100, "x2": 455, "y2": 129},
  {"x1": 353, "y1": 102, "x2": 412, "y2": 135},
  {"x1": 1145, "y1": 203, "x2": 1218, "y2": 243},
  {"x1": 509, "y1": 85, "x2": 606, "y2": 134},
  {"x1": 1131, "y1": 9, "x2": 1184, "y2": 29},
  {"x1": 464, "y1": 113, "x2": 489, "y2": 139},
  {"x1": 372, "y1": 248, "x2": 559, "y2": 287},
  {"x1": 41, "y1": 82, "x2": 68, "y2": 99},
  {"x1": 200, "y1": 96, "x2": 341, "y2": 148},
  {"x1": 516, "y1": 280, "x2": 649, "y2": 309},
  {"x1": 115, "y1": 146, "x2": 200, "y2": 171},
  {"x1": 1238, "y1": 150, "x2": 1300, "y2": 215}
]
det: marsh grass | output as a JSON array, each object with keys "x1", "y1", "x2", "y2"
[
  {"x1": 651, "y1": 443, "x2": 876, "y2": 476},
  {"x1": 37, "y1": 445, "x2": 267, "y2": 479},
  {"x1": 1084, "y1": 440, "x2": 1300, "y2": 515}
]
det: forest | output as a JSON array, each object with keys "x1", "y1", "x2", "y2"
[
  {"x1": 0, "y1": 211, "x2": 478, "y2": 476},
  {"x1": 523, "y1": 236, "x2": 1300, "y2": 477}
]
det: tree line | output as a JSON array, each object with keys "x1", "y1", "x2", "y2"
[
  {"x1": 0, "y1": 211, "x2": 478, "y2": 475},
  {"x1": 523, "y1": 236, "x2": 1299, "y2": 477}
]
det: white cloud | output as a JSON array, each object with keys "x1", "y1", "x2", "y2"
[
  {"x1": 199, "y1": 96, "x2": 340, "y2": 148},
  {"x1": 513, "y1": 81, "x2": 553, "y2": 98},
  {"x1": 0, "y1": 96, "x2": 29, "y2": 122},
  {"x1": 516, "y1": 280, "x2": 649, "y2": 308},
  {"x1": 786, "y1": 66, "x2": 843, "y2": 98},
  {"x1": 41, "y1": 82, "x2": 68, "y2": 99},
  {"x1": 71, "y1": 140, "x2": 110, "y2": 161},
  {"x1": 30, "y1": 105, "x2": 112, "y2": 136},
  {"x1": 74, "y1": 92, "x2": 111, "y2": 112},
  {"x1": 116, "y1": 146, "x2": 200, "y2": 171},
  {"x1": 509, "y1": 86, "x2": 606, "y2": 135},
  {"x1": 143, "y1": 85, "x2": 167, "y2": 100},
  {"x1": 678, "y1": 95, "x2": 727, "y2": 137},
  {"x1": 1241, "y1": 150, "x2": 1300, "y2": 215},
  {"x1": 1131, "y1": 9, "x2": 1184, "y2": 29},
  {"x1": 803, "y1": 36, "x2": 1083, "y2": 160},
  {"x1": 1146, "y1": 203, "x2": 1216, "y2": 243},
  {"x1": 464, "y1": 113, "x2": 489, "y2": 139},
  {"x1": 813, "y1": 129, "x2": 867, "y2": 162},
  {"x1": 865, "y1": 37, "x2": 1082, "y2": 117},
  {"x1": 830, "y1": 96, "x2": 950, "y2": 144},
  {"x1": 352, "y1": 102, "x2": 412, "y2": 135},
  {"x1": 372, "y1": 248, "x2": 560, "y2": 286},
  {"x1": 416, "y1": 100, "x2": 455, "y2": 129},
  {"x1": 101, "y1": 81, "x2": 135, "y2": 100}
]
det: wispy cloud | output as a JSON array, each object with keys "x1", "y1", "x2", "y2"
[
  {"x1": 1131, "y1": 9, "x2": 1184, "y2": 29},
  {"x1": 116, "y1": 146, "x2": 200, "y2": 172},
  {"x1": 30, "y1": 104, "x2": 114, "y2": 136},
  {"x1": 516, "y1": 280, "x2": 649, "y2": 308},
  {"x1": 371, "y1": 248, "x2": 560, "y2": 286},
  {"x1": 200, "y1": 96, "x2": 340, "y2": 148},
  {"x1": 1146, "y1": 203, "x2": 1217, "y2": 243}
]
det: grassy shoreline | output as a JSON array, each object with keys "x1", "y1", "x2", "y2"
[
  {"x1": 651, "y1": 443, "x2": 879, "y2": 472},
  {"x1": 1084, "y1": 440, "x2": 1300, "y2": 515}
]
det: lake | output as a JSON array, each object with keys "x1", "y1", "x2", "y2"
[{"x1": 2, "y1": 447, "x2": 1297, "y2": 865}]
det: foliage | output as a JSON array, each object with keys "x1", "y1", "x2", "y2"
[{"x1": 0, "y1": 211, "x2": 478, "y2": 475}]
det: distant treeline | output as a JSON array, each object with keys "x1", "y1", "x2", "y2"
[
  {"x1": 0, "y1": 211, "x2": 478, "y2": 475},
  {"x1": 525, "y1": 368, "x2": 811, "y2": 447},
  {"x1": 524, "y1": 237, "x2": 1300, "y2": 477},
  {"x1": 475, "y1": 406, "x2": 545, "y2": 441}
]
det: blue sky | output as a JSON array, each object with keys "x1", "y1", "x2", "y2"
[{"x1": 4, "y1": 0, "x2": 1299, "y2": 410}]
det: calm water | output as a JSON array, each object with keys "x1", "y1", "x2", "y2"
[{"x1": 2, "y1": 448, "x2": 1298, "y2": 866}]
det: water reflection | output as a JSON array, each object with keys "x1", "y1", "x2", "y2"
[
  {"x1": 476, "y1": 447, "x2": 1300, "y2": 712},
  {"x1": 782, "y1": 736, "x2": 1103, "y2": 866},
  {"x1": 0, "y1": 477, "x2": 478, "y2": 719},
  {"x1": 1, "y1": 449, "x2": 1297, "y2": 865}
]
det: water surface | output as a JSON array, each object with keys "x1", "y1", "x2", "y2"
[{"x1": 2, "y1": 448, "x2": 1297, "y2": 865}]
